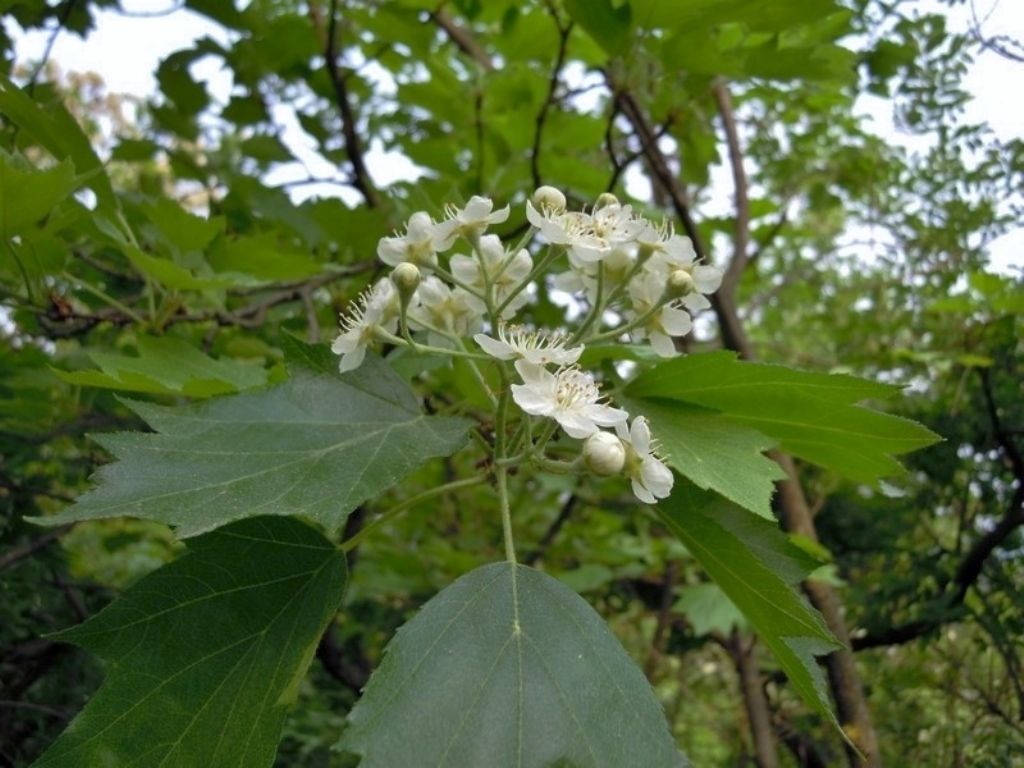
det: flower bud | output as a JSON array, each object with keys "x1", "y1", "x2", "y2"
[
  {"x1": 583, "y1": 431, "x2": 626, "y2": 476},
  {"x1": 390, "y1": 262, "x2": 421, "y2": 304},
  {"x1": 594, "y1": 192, "x2": 619, "y2": 211},
  {"x1": 532, "y1": 185, "x2": 566, "y2": 213},
  {"x1": 667, "y1": 268, "x2": 695, "y2": 297}
]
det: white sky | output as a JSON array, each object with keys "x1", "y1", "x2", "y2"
[{"x1": 7, "y1": 0, "x2": 1022, "y2": 272}]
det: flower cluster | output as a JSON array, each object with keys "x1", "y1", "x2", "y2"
[{"x1": 333, "y1": 187, "x2": 723, "y2": 503}]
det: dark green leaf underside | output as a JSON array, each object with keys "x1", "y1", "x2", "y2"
[
  {"x1": 33, "y1": 517, "x2": 347, "y2": 768},
  {"x1": 339, "y1": 562, "x2": 686, "y2": 768}
]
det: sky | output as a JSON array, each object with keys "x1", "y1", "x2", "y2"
[{"x1": 7, "y1": 0, "x2": 1023, "y2": 272}]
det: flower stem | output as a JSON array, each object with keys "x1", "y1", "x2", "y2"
[
  {"x1": 496, "y1": 464, "x2": 517, "y2": 563},
  {"x1": 571, "y1": 262, "x2": 605, "y2": 343},
  {"x1": 375, "y1": 329, "x2": 491, "y2": 361}
]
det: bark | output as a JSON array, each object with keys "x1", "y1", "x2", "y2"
[{"x1": 727, "y1": 633, "x2": 780, "y2": 768}]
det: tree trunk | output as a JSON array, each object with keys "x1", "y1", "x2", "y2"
[{"x1": 728, "y1": 632, "x2": 780, "y2": 768}]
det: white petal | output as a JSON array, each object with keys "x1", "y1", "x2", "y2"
[
  {"x1": 660, "y1": 307, "x2": 693, "y2": 336},
  {"x1": 587, "y1": 403, "x2": 629, "y2": 427},
  {"x1": 506, "y1": 249, "x2": 533, "y2": 280},
  {"x1": 693, "y1": 264, "x2": 723, "y2": 294},
  {"x1": 614, "y1": 420, "x2": 630, "y2": 440},
  {"x1": 489, "y1": 204, "x2": 510, "y2": 223},
  {"x1": 474, "y1": 333, "x2": 515, "y2": 360},
  {"x1": 641, "y1": 457, "x2": 674, "y2": 499},
  {"x1": 377, "y1": 238, "x2": 406, "y2": 266},
  {"x1": 514, "y1": 359, "x2": 552, "y2": 387},
  {"x1": 682, "y1": 293, "x2": 711, "y2": 313},
  {"x1": 478, "y1": 234, "x2": 504, "y2": 267},
  {"x1": 649, "y1": 332, "x2": 678, "y2": 358},
  {"x1": 331, "y1": 330, "x2": 357, "y2": 354},
  {"x1": 406, "y1": 211, "x2": 434, "y2": 240},
  {"x1": 511, "y1": 383, "x2": 555, "y2": 416},
  {"x1": 558, "y1": 411, "x2": 599, "y2": 439},
  {"x1": 526, "y1": 199, "x2": 546, "y2": 229},
  {"x1": 450, "y1": 254, "x2": 479, "y2": 285},
  {"x1": 338, "y1": 344, "x2": 366, "y2": 373},
  {"x1": 630, "y1": 417, "x2": 651, "y2": 455},
  {"x1": 631, "y1": 478, "x2": 657, "y2": 504},
  {"x1": 432, "y1": 220, "x2": 459, "y2": 251}
]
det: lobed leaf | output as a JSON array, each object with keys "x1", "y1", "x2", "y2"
[
  {"x1": 33, "y1": 355, "x2": 472, "y2": 537},
  {"x1": 627, "y1": 351, "x2": 940, "y2": 483},
  {"x1": 33, "y1": 517, "x2": 347, "y2": 768},
  {"x1": 658, "y1": 481, "x2": 841, "y2": 726},
  {"x1": 55, "y1": 335, "x2": 268, "y2": 398}
]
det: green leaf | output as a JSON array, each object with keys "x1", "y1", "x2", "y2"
[
  {"x1": 208, "y1": 233, "x2": 323, "y2": 282},
  {"x1": 0, "y1": 75, "x2": 116, "y2": 207},
  {"x1": 0, "y1": 155, "x2": 76, "y2": 235},
  {"x1": 565, "y1": 0, "x2": 633, "y2": 57},
  {"x1": 672, "y1": 583, "x2": 746, "y2": 636},
  {"x1": 627, "y1": 351, "x2": 940, "y2": 483},
  {"x1": 55, "y1": 335, "x2": 268, "y2": 397},
  {"x1": 658, "y1": 481, "x2": 840, "y2": 726},
  {"x1": 33, "y1": 517, "x2": 347, "y2": 768},
  {"x1": 123, "y1": 243, "x2": 235, "y2": 290},
  {"x1": 338, "y1": 562, "x2": 686, "y2": 767},
  {"x1": 621, "y1": 395, "x2": 786, "y2": 519},
  {"x1": 138, "y1": 197, "x2": 225, "y2": 253},
  {"x1": 34, "y1": 356, "x2": 472, "y2": 537}
]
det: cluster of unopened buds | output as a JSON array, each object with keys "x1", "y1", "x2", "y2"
[{"x1": 333, "y1": 187, "x2": 723, "y2": 504}]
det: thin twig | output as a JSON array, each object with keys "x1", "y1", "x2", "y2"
[
  {"x1": 0, "y1": 525, "x2": 74, "y2": 571},
  {"x1": 430, "y1": 8, "x2": 494, "y2": 70},
  {"x1": 323, "y1": 0, "x2": 379, "y2": 208},
  {"x1": 531, "y1": 11, "x2": 573, "y2": 189}
]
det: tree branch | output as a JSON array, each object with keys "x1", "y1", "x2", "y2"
[
  {"x1": 523, "y1": 493, "x2": 578, "y2": 566},
  {"x1": 0, "y1": 525, "x2": 73, "y2": 571},
  {"x1": 610, "y1": 80, "x2": 754, "y2": 358},
  {"x1": 854, "y1": 369, "x2": 1024, "y2": 651},
  {"x1": 430, "y1": 8, "x2": 494, "y2": 71},
  {"x1": 531, "y1": 11, "x2": 572, "y2": 190},
  {"x1": 323, "y1": 0, "x2": 380, "y2": 208},
  {"x1": 712, "y1": 80, "x2": 750, "y2": 300}
]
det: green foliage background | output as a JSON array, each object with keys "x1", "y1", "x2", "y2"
[{"x1": 1, "y1": 1, "x2": 1021, "y2": 766}]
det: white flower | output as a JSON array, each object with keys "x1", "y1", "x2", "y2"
[
  {"x1": 570, "y1": 201, "x2": 645, "y2": 263},
  {"x1": 511, "y1": 360, "x2": 627, "y2": 439},
  {"x1": 616, "y1": 416, "x2": 673, "y2": 503},
  {"x1": 332, "y1": 279, "x2": 399, "y2": 373},
  {"x1": 640, "y1": 225, "x2": 698, "y2": 277},
  {"x1": 583, "y1": 431, "x2": 626, "y2": 476},
  {"x1": 437, "y1": 195, "x2": 510, "y2": 240},
  {"x1": 526, "y1": 201, "x2": 589, "y2": 247},
  {"x1": 450, "y1": 234, "x2": 532, "y2": 317},
  {"x1": 628, "y1": 271, "x2": 692, "y2": 357},
  {"x1": 474, "y1": 324, "x2": 583, "y2": 366},
  {"x1": 408, "y1": 276, "x2": 483, "y2": 337},
  {"x1": 377, "y1": 211, "x2": 454, "y2": 270},
  {"x1": 691, "y1": 264, "x2": 723, "y2": 294}
]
